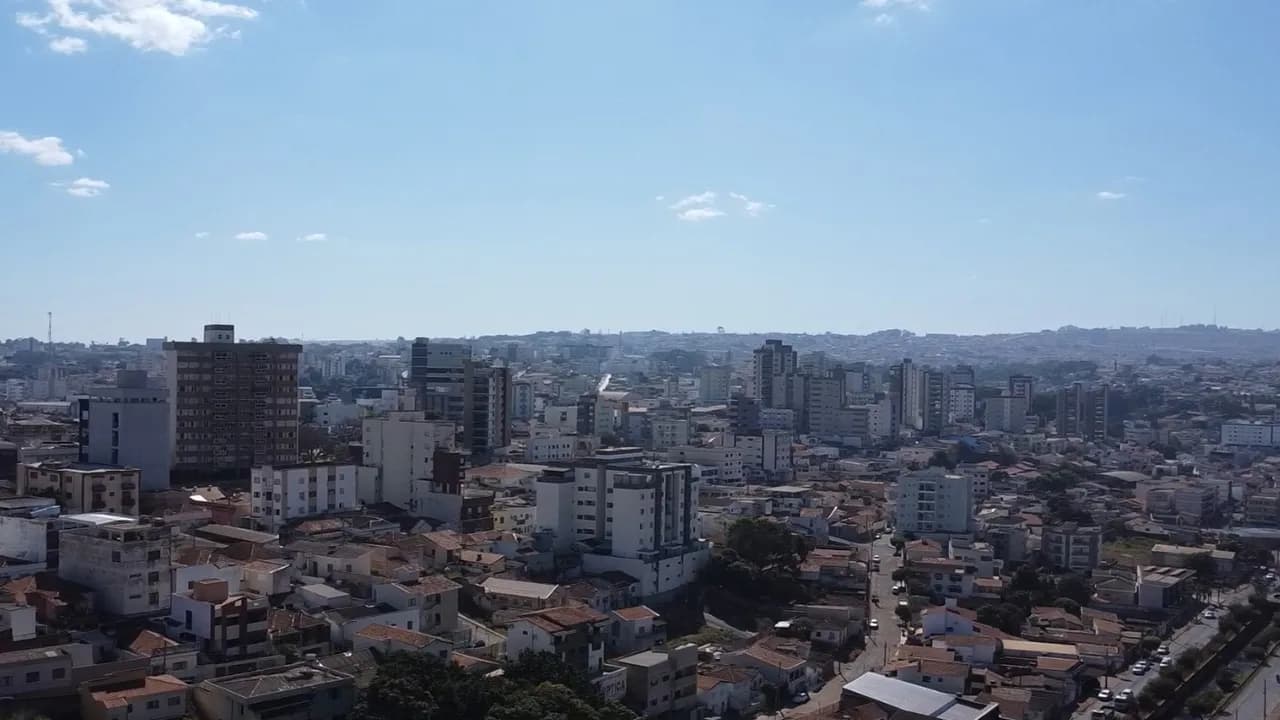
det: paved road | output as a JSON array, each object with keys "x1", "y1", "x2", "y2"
[
  {"x1": 779, "y1": 533, "x2": 902, "y2": 717},
  {"x1": 1073, "y1": 585, "x2": 1256, "y2": 720}
]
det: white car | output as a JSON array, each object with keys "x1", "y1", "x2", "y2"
[
  {"x1": 1159, "y1": 657, "x2": 1174, "y2": 669},
  {"x1": 873, "y1": 555, "x2": 881, "y2": 563},
  {"x1": 1097, "y1": 689, "x2": 1112, "y2": 702},
  {"x1": 1156, "y1": 644, "x2": 1171, "y2": 656},
  {"x1": 869, "y1": 619, "x2": 880, "y2": 630},
  {"x1": 1131, "y1": 662, "x2": 1148, "y2": 675},
  {"x1": 1202, "y1": 609, "x2": 1218, "y2": 620},
  {"x1": 1267, "y1": 572, "x2": 1277, "y2": 582},
  {"x1": 1118, "y1": 689, "x2": 1133, "y2": 701}
]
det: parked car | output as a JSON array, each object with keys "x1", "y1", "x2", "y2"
[
  {"x1": 1091, "y1": 709, "x2": 1111, "y2": 720},
  {"x1": 1160, "y1": 657, "x2": 1174, "y2": 669},
  {"x1": 1097, "y1": 689, "x2": 1112, "y2": 702},
  {"x1": 1118, "y1": 689, "x2": 1133, "y2": 702},
  {"x1": 1156, "y1": 643, "x2": 1171, "y2": 655},
  {"x1": 1202, "y1": 609, "x2": 1218, "y2": 620},
  {"x1": 1131, "y1": 662, "x2": 1148, "y2": 675},
  {"x1": 869, "y1": 619, "x2": 879, "y2": 630},
  {"x1": 792, "y1": 691, "x2": 810, "y2": 705}
]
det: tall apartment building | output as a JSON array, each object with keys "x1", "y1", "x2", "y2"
[
  {"x1": 921, "y1": 370, "x2": 947, "y2": 435},
  {"x1": 1056, "y1": 382, "x2": 1111, "y2": 441},
  {"x1": 889, "y1": 359, "x2": 923, "y2": 435},
  {"x1": 18, "y1": 461, "x2": 141, "y2": 515},
  {"x1": 947, "y1": 384, "x2": 975, "y2": 423},
  {"x1": 698, "y1": 365, "x2": 732, "y2": 404},
  {"x1": 59, "y1": 521, "x2": 175, "y2": 616},
  {"x1": 408, "y1": 338, "x2": 511, "y2": 457},
  {"x1": 165, "y1": 324, "x2": 301, "y2": 480},
  {"x1": 751, "y1": 340, "x2": 797, "y2": 408},
  {"x1": 892, "y1": 467, "x2": 974, "y2": 536},
  {"x1": 78, "y1": 370, "x2": 171, "y2": 490},
  {"x1": 361, "y1": 411, "x2": 457, "y2": 509},
  {"x1": 805, "y1": 373, "x2": 847, "y2": 436},
  {"x1": 535, "y1": 450, "x2": 708, "y2": 597},
  {"x1": 984, "y1": 395, "x2": 1029, "y2": 433},
  {"x1": 733, "y1": 430, "x2": 794, "y2": 480},
  {"x1": 1042, "y1": 523, "x2": 1102, "y2": 573},
  {"x1": 1008, "y1": 375, "x2": 1035, "y2": 403},
  {"x1": 1221, "y1": 421, "x2": 1280, "y2": 448},
  {"x1": 251, "y1": 463, "x2": 357, "y2": 531}
]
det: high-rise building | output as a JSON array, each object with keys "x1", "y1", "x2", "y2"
[
  {"x1": 360, "y1": 412, "x2": 457, "y2": 509},
  {"x1": 921, "y1": 370, "x2": 947, "y2": 435},
  {"x1": 889, "y1": 359, "x2": 922, "y2": 434},
  {"x1": 949, "y1": 365, "x2": 976, "y2": 388},
  {"x1": 1008, "y1": 375, "x2": 1035, "y2": 403},
  {"x1": 59, "y1": 521, "x2": 175, "y2": 616},
  {"x1": 165, "y1": 324, "x2": 301, "y2": 480},
  {"x1": 408, "y1": 338, "x2": 510, "y2": 457},
  {"x1": 946, "y1": 384, "x2": 976, "y2": 423},
  {"x1": 804, "y1": 373, "x2": 847, "y2": 436},
  {"x1": 750, "y1": 340, "x2": 797, "y2": 408},
  {"x1": 984, "y1": 395, "x2": 1028, "y2": 433},
  {"x1": 698, "y1": 365, "x2": 732, "y2": 404},
  {"x1": 1056, "y1": 382, "x2": 1110, "y2": 441},
  {"x1": 892, "y1": 467, "x2": 974, "y2": 535},
  {"x1": 78, "y1": 370, "x2": 171, "y2": 490}
]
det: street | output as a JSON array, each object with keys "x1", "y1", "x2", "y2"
[
  {"x1": 1072, "y1": 585, "x2": 1256, "y2": 720},
  {"x1": 780, "y1": 533, "x2": 903, "y2": 717}
]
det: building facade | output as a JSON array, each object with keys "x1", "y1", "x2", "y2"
[
  {"x1": 78, "y1": 369, "x2": 171, "y2": 490},
  {"x1": 251, "y1": 463, "x2": 358, "y2": 530},
  {"x1": 165, "y1": 324, "x2": 301, "y2": 480},
  {"x1": 18, "y1": 461, "x2": 141, "y2": 515},
  {"x1": 59, "y1": 521, "x2": 174, "y2": 616},
  {"x1": 893, "y1": 467, "x2": 974, "y2": 536}
]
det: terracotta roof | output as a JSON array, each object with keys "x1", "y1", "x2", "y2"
[
  {"x1": 518, "y1": 605, "x2": 609, "y2": 633},
  {"x1": 697, "y1": 674, "x2": 726, "y2": 691},
  {"x1": 918, "y1": 659, "x2": 970, "y2": 678},
  {"x1": 355, "y1": 623, "x2": 448, "y2": 649},
  {"x1": 129, "y1": 629, "x2": 178, "y2": 656},
  {"x1": 1036, "y1": 656, "x2": 1082, "y2": 672},
  {"x1": 613, "y1": 605, "x2": 659, "y2": 622},
  {"x1": 423, "y1": 530, "x2": 463, "y2": 551},
  {"x1": 406, "y1": 575, "x2": 461, "y2": 595},
  {"x1": 91, "y1": 675, "x2": 187, "y2": 709},
  {"x1": 937, "y1": 634, "x2": 1000, "y2": 647},
  {"x1": 896, "y1": 645, "x2": 956, "y2": 661},
  {"x1": 742, "y1": 644, "x2": 805, "y2": 671},
  {"x1": 452, "y1": 653, "x2": 501, "y2": 672},
  {"x1": 700, "y1": 666, "x2": 759, "y2": 684}
]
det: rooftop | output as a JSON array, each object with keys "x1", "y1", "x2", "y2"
[
  {"x1": 616, "y1": 650, "x2": 673, "y2": 668},
  {"x1": 481, "y1": 577, "x2": 560, "y2": 600},
  {"x1": 843, "y1": 672, "x2": 998, "y2": 720},
  {"x1": 90, "y1": 675, "x2": 188, "y2": 709},
  {"x1": 194, "y1": 524, "x2": 279, "y2": 544},
  {"x1": 354, "y1": 623, "x2": 448, "y2": 649},
  {"x1": 206, "y1": 662, "x2": 352, "y2": 699}
]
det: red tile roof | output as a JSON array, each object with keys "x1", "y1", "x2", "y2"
[{"x1": 613, "y1": 605, "x2": 659, "y2": 622}]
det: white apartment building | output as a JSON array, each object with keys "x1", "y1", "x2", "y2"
[
  {"x1": 59, "y1": 521, "x2": 174, "y2": 616},
  {"x1": 984, "y1": 395, "x2": 1029, "y2": 433},
  {"x1": 526, "y1": 434, "x2": 577, "y2": 462},
  {"x1": 541, "y1": 405, "x2": 580, "y2": 432},
  {"x1": 18, "y1": 461, "x2": 141, "y2": 516},
  {"x1": 734, "y1": 431, "x2": 793, "y2": 478},
  {"x1": 699, "y1": 366, "x2": 732, "y2": 404},
  {"x1": 535, "y1": 451, "x2": 709, "y2": 598},
  {"x1": 652, "y1": 419, "x2": 691, "y2": 451},
  {"x1": 666, "y1": 445, "x2": 743, "y2": 483},
  {"x1": 361, "y1": 412, "x2": 458, "y2": 509},
  {"x1": 314, "y1": 401, "x2": 362, "y2": 429},
  {"x1": 947, "y1": 385, "x2": 976, "y2": 423},
  {"x1": 1221, "y1": 421, "x2": 1280, "y2": 448},
  {"x1": 251, "y1": 463, "x2": 357, "y2": 530},
  {"x1": 77, "y1": 370, "x2": 171, "y2": 491},
  {"x1": 893, "y1": 467, "x2": 974, "y2": 536},
  {"x1": 955, "y1": 463, "x2": 991, "y2": 500}
]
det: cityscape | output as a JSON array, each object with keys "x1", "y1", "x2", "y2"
[
  {"x1": 5, "y1": 1, "x2": 1280, "y2": 720},
  {"x1": 1, "y1": 323, "x2": 1280, "y2": 720}
]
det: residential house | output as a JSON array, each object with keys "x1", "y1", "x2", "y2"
[
  {"x1": 614, "y1": 645, "x2": 699, "y2": 718},
  {"x1": 82, "y1": 674, "x2": 189, "y2": 720},
  {"x1": 697, "y1": 666, "x2": 763, "y2": 717},
  {"x1": 505, "y1": 606, "x2": 610, "y2": 675},
  {"x1": 370, "y1": 575, "x2": 461, "y2": 636},
  {"x1": 353, "y1": 624, "x2": 452, "y2": 660},
  {"x1": 478, "y1": 577, "x2": 565, "y2": 614},
  {"x1": 840, "y1": 673, "x2": 1000, "y2": 720},
  {"x1": 610, "y1": 605, "x2": 666, "y2": 655},
  {"x1": 723, "y1": 643, "x2": 811, "y2": 696},
  {"x1": 193, "y1": 661, "x2": 356, "y2": 720},
  {"x1": 166, "y1": 579, "x2": 271, "y2": 663}
]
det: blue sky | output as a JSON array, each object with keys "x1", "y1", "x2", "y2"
[{"x1": 3, "y1": 0, "x2": 1279, "y2": 342}]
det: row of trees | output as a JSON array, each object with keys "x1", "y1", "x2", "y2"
[
  {"x1": 703, "y1": 518, "x2": 813, "y2": 606},
  {"x1": 353, "y1": 651, "x2": 637, "y2": 720}
]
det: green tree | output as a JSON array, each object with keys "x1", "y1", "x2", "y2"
[
  {"x1": 1216, "y1": 668, "x2": 1237, "y2": 692},
  {"x1": 503, "y1": 651, "x2": 594, "y2": 697},
  {"x1": 1175, "y1": 647, "x2": 1201, "y2": 673},
  {"x1": 1186, "y1": 689, "x2": 1223, "y2": 717},
  {"x1": 726, "y1": 518, "x2": 808, "y2": 572},
  {"x1": 1053, "y1": 598, "x2": 1081, "y2": 616},
  {"x1": 1146, "y1": 676, "x2": 1178, "y2": 697},
  {"x1": 896, "y1": 605, "x2": 913, "y2": 622},
  {"x1": 977, "y1": 603, "x2": 1027, "y2": 635}
]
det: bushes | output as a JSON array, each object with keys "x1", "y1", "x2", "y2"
[
  {"x1": 1216, "y1": 668, "x2": 1237, "y2": 692},
  {"x1": 1186, "y1": 689, "x2": 1223, "y2": 717}
]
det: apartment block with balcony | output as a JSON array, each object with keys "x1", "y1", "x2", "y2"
[
  {"x1": 1042, "y1": 523, "x2": 1102, "y2": 574},
  {"x1": 165, "y1": 324, "x2": 302, "y2": 481},
  {"x1": 892, "y1": 467, "x2": 974, "y2": 536},
  {"x1": 167, "y1": 579, "x2": 271, "y2": 663},
  {"x1": 18, "y1": 461, "x2": 140, "y2": 515},
  {"x1": 615, "y1": 644, "x2": 699, "y2": 719},
  {"x1": 59, "y1": 521, "x2": 174, "y2": 616},
  {"x1": 250, "y1": 463, "x2": 357, "y2": 531},
  {"x1": 1246, "y1": 489, "x2": 1280, "y2": 527}
]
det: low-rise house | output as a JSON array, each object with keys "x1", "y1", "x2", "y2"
[
  {"x1": 505, "y1": 606, "x2": 610, "y2": 675},
  {"x1": 267, "y1": 608, "x2": 331, "y2": 658},
  {"x1": 82, "y1": 674, "x2": 189, "y2": 720},
  {"x1": 286, "y1": 541, "x2": 377, "y2": 578},
  {"x1": 911, "y1": 558, "x2": 977, "y2": 599},
  {"x1": 0, "y1": 601, "x2": 36, "y2": 641},
  {"x1": 193, "y1": 661, "x2": 356, "y2": 720},
  {"x1": 933, "y1": 635, "x2": 1000, "y2": 667},
  {"x1": 0, "y1": 642, "x2": 94, "y2": 696},
  {"x1": 127, "y1": 630, "x2": 199, "y2": 681},
  {"x1": 799, "y1": 547, "x2": 866, "y2": 590},
  {"x1": 723, "y1": 643, "x2": 810, "y2": 696},
  {"x1": 697, "y1": 666, "x2": 763, "y2": 717},
  {"x1": 610, "y1": 605, "x2": 665, "y2": 655},
  {"x1": 1150, "y1": 544, "x2": 1236, "y2": 575},
  {"x1": 477, "y1": 577, "x2": 564, "y2": 613},
  {"x1": 372, "y1": 575, "x2": 461, "y2": 636},
  {"x1": 886, "y1": 657, "x2": 972, "y2": 695},
  {"x1": 353, "y1": 623, "x2": 452, "y2": 660},
  {"x1": 323, "y1": 603, "x2": 420, "y2": 649},
  {"x1": 1137, "y1": 565, "x2": 1195, "y2": 609},
  {"x1": 614, "y1": 645, "x2": 699, "y2": 718},
  {"x1": 166, "y1": 579, "x2": 271, "y2": 663},
  {"x1": 241, "y1": 560, "x2": 292, "y2": 597}
]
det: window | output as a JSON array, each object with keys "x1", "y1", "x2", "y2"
[
  {"x1": 168, "y1": 697, "x2": 182, "y2": 706},
  {"x1": 172, "y1": 661, "x2": 187, "y2": 670},
  {"x1": 147, "y1": 700, "x2": 160, "y2": 710},
  {"x1": 149, "y1": 592, "x2": 160, "y2": 605},
  {"x1": 25, "y1": 671, "x2": 39, "y2": 683},
  {"x1": 52, "y1": 668, "x2": 65, "y2": 679},
  {"x1": 148, "y1": 571, "x2": 160, "y2": 583},
  {"x1": 111, "y1": 551, "x2": 121, "y2": 562}
]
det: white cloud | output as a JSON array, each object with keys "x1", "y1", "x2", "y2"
[
  {"x1": 728, "y1": 192, "x2": 774, "y2": 217},
  {"x1": 15, "y1": 0, "x2": 258, "y2": 56},
  {"x1": 873, "y1": 13, "x2": 894, "y2": 25},
  {"x1": 297, "y1": 233, "x2": 327, "y2": 243},
  {"x1": 676, "y1": 207, "x2": 725, "y2": 222},
  {"x1": 0, "y1": 130, "x2": 74, "y2": 166},
  {"x1": 1096, "y1": 191, "x2": 1126, "y2": 201},
  {"x1": 194, "y1": 231, "x2": 210, "y2": 239},
  {"x1": 54, "y1": 177, "x2": 109, "y2": 197},
  {"x1": 977, "y1": 217, "x2": 992, "y2": 224},
  {"x1": 861, "y1": 0, "x2": 930, "y2": 9},
  {"x1": 48, "y1": 35, "x2": 86, "y2": 53},
  {"x1": 668, "y1": 191, "x2": 717, "y2": 210},
  {"x1": 654, "y1": 195, "x2": 665, "y2": 202},
  {"x1": 234, "y1": 230, "x2": 268, "y2": 240}
]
